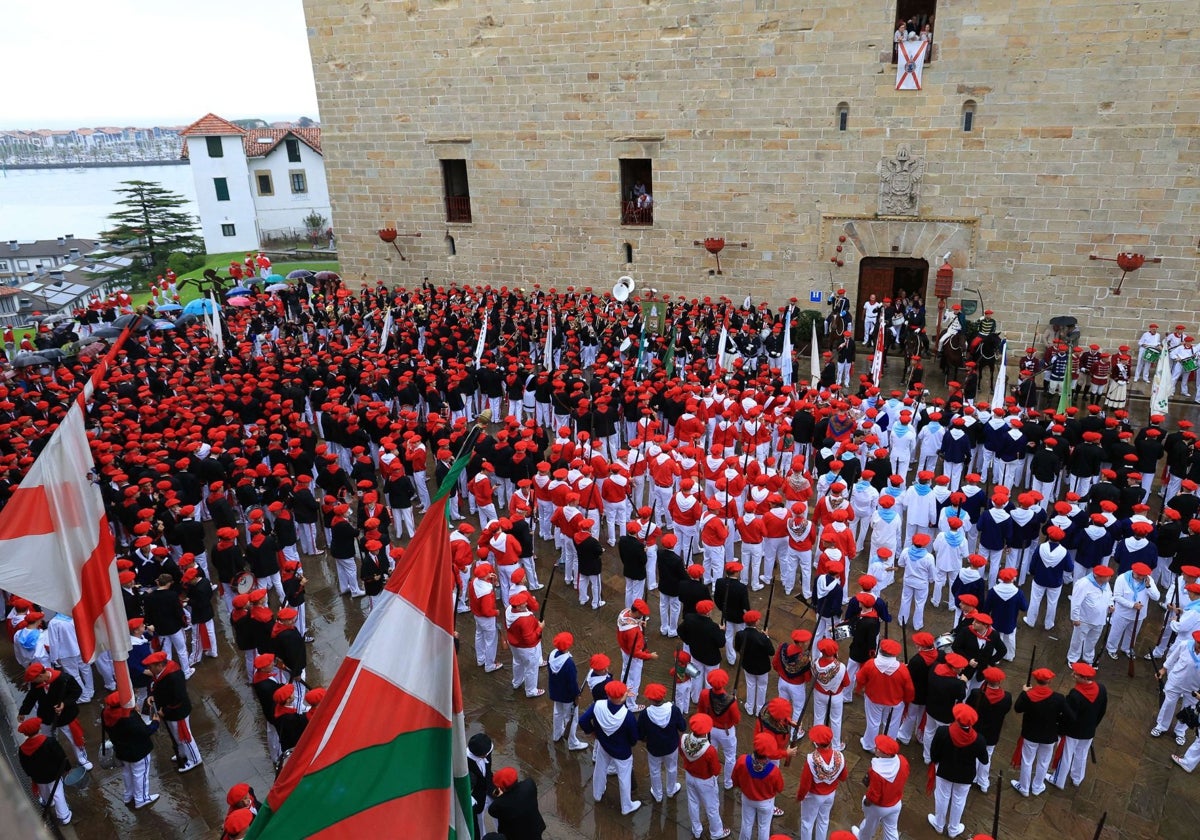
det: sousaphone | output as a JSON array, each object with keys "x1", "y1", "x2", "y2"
[{"x1": 612, "y1": 275, "x2": 636, "y2": 302}]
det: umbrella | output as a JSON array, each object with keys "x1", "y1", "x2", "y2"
[
  {"x1": 39, "y1": 348, "x2": 65, "y2": 361},
  {"x1": 266, "y1": 283, "x2": 290, "y2": 292},
  {"x1": 265, "y1": 273, "x2": 284, "y2": 283},
  {"x1": 111, "y1": 313, "x2": 143, "y2": 328},
  {"x1": 225, "y1": 286, "x2": 253, "y2": 297},
  {"x1": 11, "y1": 354, "x2": 51, "y2": 368},
  {"x1": 183, "y1": 298, "x2": 217, "y2": 316},
  {"x1": 90, "y1": 326, "x2": 124, "y2": 339},
  {"x1": 155, "y1": 302, "x2": 183, "y2": 313},
  {"x1": 152, "y1": 319, "x2": 176, "y2": 330},
  {"x1": 174, "y1": 314, "x2": 200, "y2": 330},
  {"x1": 313, "y1": 271, "x2": 340, "y2": 281},
  {"x1": 227, "y1": 296, "x2": 253, "y2": 308},
  {"x1": 286, "y1": 269, "x2": 314, "y2": 280}
]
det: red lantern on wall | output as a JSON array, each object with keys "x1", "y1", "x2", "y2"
[{"x1": 934, "y1": 259, "x2": 955, "y2": 299}]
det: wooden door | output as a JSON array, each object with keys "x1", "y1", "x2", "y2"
[{"x1": 856, "y1": 265, "x2": 894, "y2": 339}]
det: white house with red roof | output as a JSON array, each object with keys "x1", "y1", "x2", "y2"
[{"x1": 180, "y1": 113, "x2": 330, "y2": 253}]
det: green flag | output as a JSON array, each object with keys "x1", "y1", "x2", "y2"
[
  {"x1": 1056, "y1": 349, "x2": 1073, "y2": 415},
  {"x1": 663, "y1": 327, "x2": 678, "y2": 378}
]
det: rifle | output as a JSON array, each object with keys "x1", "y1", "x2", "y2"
[
  {"x1": 1025, "y1": 644, "x2": 1038, "y2": 687},
  {"x1": 670, "y1": 645, "x2": 683, "y2": 705},
  {"x1": 622, "y1": 617, "x2": 647, "y2": 684},
  {"x1": 901, "y1": 618, "x2": 909, "y2": 663},
  {"x1": 1127, "y1": 608, "x2": 1141, "y2": 678},
  {"x1": 1149, "y1": 654, "x2": 1166, "y2": 702},
  {"x1": 729, "y1": 628, "x2": 748, "y2": 695},
  {"x1": 1092, "y1": 811, "x2": 1107, "y2": 840},
  {"x1": 992, "y1": 771, "x2": 1003, "y2": 839},
  {"x1": 537, "y1": 562, "x2": 558, "y2": 621},
  {"x1": 762, "y1": 578, "x2": 778, "y2": 631}
]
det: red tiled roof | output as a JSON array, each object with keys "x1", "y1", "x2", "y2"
[
  {"x1": 242, "y1": 127, "x2": 322, "y2": 158},
  {"x1": 180, "y1": 113, "x2": 246, "y2": 137}
]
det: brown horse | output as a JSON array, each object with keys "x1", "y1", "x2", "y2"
[
  {"x1": 939, "y1": 331, "x2": 968, "y2": 384},
  {"x1": 825, "y1": 311, "x2": 848, "y2": 352}
]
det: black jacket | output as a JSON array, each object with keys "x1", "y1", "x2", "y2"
[
  {"x1": 150, "y1": 665, "x2": 192, "y2": 721},
  {"x1": 656, "y1": 548, "x2": 687, "y2": 598},
  {"x1": 965, "y1": 688, "x2": 1012, "y2": 747},
  {"x1": 677, "y1": 578, "x2": 712, "y2": 617},
  {"x1": 617, "y1": 535, "x2": 648, "y2": 581},
  {"x1": 142, "y1": 587, "x2": 187, "y2": 636},
  {"x1": 1062, "y1": 685, "x2": 1107, "y2": 740},
  {"x1": 576, "y1": 536, "x2": 604, "y2": 576},
  {"x1": 106, "y1": 712, "x2": 156, "y2": 763},
  {"x1": 733, "y1": 627, "x2": 775, "y2": 676},
  {"x1": 925, "y1": 667, "x2": 968, "y2": 724},
  {"x1": 930, "y1": 725, "x2": 989, "y2": 784},
  {"x1": 18, "y1": 736, "x2": 68, "y2": 784},
  {"x1": 678, "y1": 614, "x2": 724, "y2": 667},
  {"x1": 184, "y1": 576, "x2": 216, "y2": 625},
  {"x1": 488, "y1": 778, "x2": 546, "y2": 840},
  {"x1": 19, "y1": 672, "x2": 83, "y2": 726},
  {"x1": 713, "y1": 578, "x2": 750, "y2": 624},
  {"x1": 950, "y1": 624, "x2": 1007, "y2": 680},
  {"x1": 1014, "y1": 689, "x2": 1071, "y2": 744}
]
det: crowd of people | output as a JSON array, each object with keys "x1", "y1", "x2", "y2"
[{"x1": 1, "y1": 275, "x2": 1198, "y2": 840}]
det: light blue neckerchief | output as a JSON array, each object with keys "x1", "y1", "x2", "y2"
[{"x1": 944, "y1": 530, "x2": 965, "y2": 548}]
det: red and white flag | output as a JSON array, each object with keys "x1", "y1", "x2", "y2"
[
  {"x1": 896, "y1": 39, "x2": 929, "y2": 91},
  {"x1": 0, "y1": 344, "x2": 128, "y2": 665},
  {"x1": 871, "y1": 318, "x2": 887, "y2": 386}
]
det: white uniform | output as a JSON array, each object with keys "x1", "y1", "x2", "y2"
[
  {"x1": 1106, "y1": 571, "x2": 1160, "y2": 657},
  {"x1": 1067, "y1": 574, "x2": 1114, "y2": 665}
]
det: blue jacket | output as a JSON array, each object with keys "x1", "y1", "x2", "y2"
[
  {"x1": 959, "y1": 486, "x2": 987, "y2": 524},
  {"x1": 579, "y1": 701, "x2": 641, "y2": 760},
  {"x1": 977, "y1": 507, "x2": 1013, "y2": 551},
  {"x1": 547, "y1": 650, "x2": 580, "y2": 704},
  {"x1": 1008, "y1": 508, "x2": 1046, "y2": 550},
  {"x1": 1072, "y1": 526, "x2": 1116, "y2": 569},
  {"x1": 637, "y1": 704, "x2": 686, "y2": 757},
  {"x1": 845, "y1": 595, "x2": 892, "y2": 625},
  {"x1": 1112, "y1": 538, "x2": 1157, "y2": 575},
  {"x1": 813, "y1": 575, "x2": 844, "y2": 619},
  {"x1": 985, "y1": 584, "x2": 1028, "y2": 634},
  {"x1": 1030, "y1": 543, "x2": 1072, "y2": 588},
  {"x1": 951, "y1": 569, "x2": 988, "y2": 606},
  {"x1": 939, "y1": 428, "x2": 974, "y2": 465}
]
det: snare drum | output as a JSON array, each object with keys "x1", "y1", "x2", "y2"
[
  {"x1": 1184, "y1": 357, "x2": 1198, "y2": 373},
  {"x1": 934, "y1": 633, "x2": 956, "y2": 654},
  {"x1": 233, "y1": 571, "x2": 255, "y2": 594},
  {"x1": 1143, "y1": 347, "x2": 1161, "y2": 363}
]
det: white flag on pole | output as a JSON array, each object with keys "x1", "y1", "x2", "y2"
[
  {"x1": 379, "y1": 307, "x2": 394, "y2": 354},
  {"x1": 991, "y1": 339, "x2": 1008, "y2": 407},
  {"x1": 871, "y1": 317, "x2": 886, "y2": 386},
  {"x1": 810, "y1": 319, "x2": 821, "y2": 383},
  {"x1": 717, "y1": 323, "x2": 729, "y2": 372},
  {"x1": 544, "y1": 311, "x2": 554, "y2": 372},
  {"x1": 1150, "y1": 344, "x2": 1173, "y2": 419},
  {"x1": 780, "y1": 306, "x2": 794, "y2": 385},
  {"x1": 474, "y1": 311, "x2": 488, "y2": 364}
]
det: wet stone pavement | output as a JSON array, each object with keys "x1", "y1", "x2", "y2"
[{"x1": 4, "y1": 360, "x2": 1200, "y2": 840}]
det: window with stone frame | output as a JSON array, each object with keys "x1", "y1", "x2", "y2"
[{"x1": 892, "y1": 0, "x2": 936, "y2": 63}]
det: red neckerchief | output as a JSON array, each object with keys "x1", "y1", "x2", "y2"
[
  {"x1": 250, "y1": 534, "x2": 265, "y2": 549},
  {"x1": 154, "y1": 660, "x2": 182, "y2": 682},
  {"x1": 918, "y1": 648, "x2": 939, "y2": 665},
  {"x1": 1025, "y1": 685, "x2": 1053, "y2": 702},
  {"x1": 934, "y1": 663, "x2": 958, "y2": 678},
  {"x1": 971, "y1": 625, "x2": 992, "y2": 641},
  {"x1": 1074, "y1": 682, "x2": 1100, "y2": 703},
  {"x1": 984, "y1": 686, "x2": 1007, "y2": 705},
  {"x1": 251, "y1": 606, "x2": 274, "y2": 622},
  {"x1": 231, "y1": 607, "x2": 249, "y2": 623},
  {"x1": 253, "y1": 671, "x2": 277, "y2": 685},
  {"x1": 948, "y1": 723, "x2": 978, "y2": 747},
  {"x1": 271, "y1": 623, "x2": 294, "y2": 639},
  {"x1": 103, "y1": 705, "x2": 134, "y2": 728},
  {"x1": 20, "y1": 734, "x2": 47, "y2": 756}
]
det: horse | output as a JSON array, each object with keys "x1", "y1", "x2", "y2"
[
  {"x1": 901, "y1": 327, "x2": 927, "y2": 382},
  {"x1": 939, "y1": 331, "x2": 968, "y2": 384},
  {"x1": 825, "y1": 310, "x2": 848, "y2": 352},
  {"x1": 973, "y1": 333, "x2": 1004, "y2": 392}
]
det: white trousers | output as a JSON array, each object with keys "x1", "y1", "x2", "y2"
[
  {"x1": 744, "y1": 672, "x2": 768, "y2": 716},
  {"x1": 739, "y1": 793, "x2": 775, "y2": 840},
  {"x1": 167, "y1": 717, "x2": 202, "y2": 766},
  {"x1": 1106, "y1": 610, "x2": 1143, "y2": 656},
  {"x1": 973, "y1": 744, "x2": 996, "y2": 786},
  {"x1": 686, "y1": 774, "x2": 725, "y2": 838},
  {"x1": 710, "y1": 725, "x2": 738, "y2": 787},
  {"x1": 1155, "y1": 683, "x2": 1196, "y2": 736},
  {"x1": 798, "y1": 789, "x2": 835, "y2": 840},
  {"x1": 660, "y1": 594, "x2": 681, "y2": 636},
  {"x1": 778, "y1": 680, "x2": 808, "y2": 724},
  {"x1": 620, "y1": 653, "x2": 644, "y2": 708},
  {"x1": 121, "y1": 756, "x2": 153, "y2": 806},
  {"x1": 1025, "y1": 584, "x2": 1062, "y2": 630},
  {"x1": 1176, "y1": 734, "x2": 1200, "y2": 772},
  {"x1": 857, "y1": 799, "x2": 902, "y2": 840},
  {"x1": 578, "y1": 574, "x2": 603, "y2": 608},
  {"x1": 473, "y1": 615, "x2": 498, "y2": 666},
  {"x1": 1067, "y1": 621, "x2": 1103, "y2": 664},
  {"x1": 813, "y1": 691, "x2": 845, "y2": 747},
  {"x1": 647, "y1": 751, "x2": 680, "y2": 800},
  {"x1": 932, "y1": 777, "x2": 969, "y2": 833},
  {"x1": 552, "y1": 700, "x2": 584, "y2": 746},
  {"x1": 57, "y1": 655, "x2": 94, "y2": 701},
  {"x1": 897, "y1": 703, "x2": 924, "y2": 743},
  {"x1": 1052, "y1": 736, "x2": 1092, "y2": 788},
  {"x1": 35, "y1": 780, "x2": 71, "y2": 822},
  {"x1": 898, "y1": 582, "x2": 929, "y2": 629},
  {"x1": 861, "y1": 699, "x2": 902, "y2": 750},
  {"x1": 511, "y1": 645, "x2": 540, "y2": 696},
  {"x1": 1017, "y1": 739, "x2": 1054, "y2": 794},
  {"x1": 625, "y1": 578, "x2": 646, "y2": 610},
  {"x1": 592, "y1": 748, "x2": 635, "y2": 812},
  {"x1": 333, "y1": 555, "x2": 360, "y2": 595},
  {"x1": 161, "y1": 629, "x2": 191, "y2": 674}
]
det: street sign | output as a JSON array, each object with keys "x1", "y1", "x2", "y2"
[
  {"x1": 810, "y1": 291, "x2": 822, "y2": 303},
  {"x1": 960, "y1": 299, "x2": 978, "y2": 316}
]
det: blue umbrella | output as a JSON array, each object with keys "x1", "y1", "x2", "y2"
[
  {"x1": 265, "y1": 273, "x2": 284, "y2": 283},
  {"x1": 155, "y1": 302, "x2": 183, "y2": 313},
  {"x1": 183, "y1": 298, "x2": 216, "y2": 316},
  {"x1": 225, "y1": 286, "x2": 253, "y2": 297}
]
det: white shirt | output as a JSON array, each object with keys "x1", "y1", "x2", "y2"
[{"x1": 1069, "y1": 576, "x2": 1113, "y2": 625}]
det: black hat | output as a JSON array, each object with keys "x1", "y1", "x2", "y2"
[{"x1": 468, "y1": 732, "x2": 493, "y2": 758}]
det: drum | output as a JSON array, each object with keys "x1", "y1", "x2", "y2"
[
  {"x1": 233, "y1": 571, "x2": 255, "y2": 594},
  {"x1": 1183, "y1": 357, "x2": 1197, "y2": 373},
  {"x1": 830, "y1": 623, "x2": 852, "y2": 641},
  {"x1": 934, "y1": 633, "x2": 955, "y2": 654},
  {"x1": 1143, "y1": 347, "x2": 1161, "y2": 363}
]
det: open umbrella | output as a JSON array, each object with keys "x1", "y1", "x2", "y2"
[
  {"x1": 286, "y1": 269, "x2": 314, "y2": 280},
  {"x1": 155, "y1": 302, "x2": 183, "y2": 313},
  {"x1": 225, "y1": 286, "x2": 253, "y2": 297},
  {"x1": 226, "y1": 296, "x2": 253, "y2": 308},
  {"x1": 266, "y1": 283, "x2": 290, "y2": 292},
  {"x1": 11, "y1": 354, "x2": 51, "y2": 368},
  {"x1": 174, "y1": 314, "x2": 200, "y2": 330},
  {"x1": 38, "y1": 348, "x2": 66, "y2": 361},
  {"x1": 90, "y1": 326, "x2": 124, "y2": 339},
  {"x1": 313, "y1": 271, "x2": 340, "y2": 281},
  {"x1": 265, "y1": 273, "x2": 284, "y2": 283},
  {"x1": 152, "y1": 319, "x2": 176, "y2": 330},
  {"x1": 111, "y1": 313, "x2": 144, "y2": 328},
  {"x1": 183, "y1": 298, "x2": 216, "y2": 316}
]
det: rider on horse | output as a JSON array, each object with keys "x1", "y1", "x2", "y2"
[
  {"x1": 969, "y1": 309, "x2": 999, "y2": 353},
  {"x1": 825, "y1": 288, "x2": 851, "y2": 334},
  {"x1": 937, "y1": 303, "x2": 967, "y2": 352}
]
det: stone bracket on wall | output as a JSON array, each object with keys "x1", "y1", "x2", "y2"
[{"x1": 819, "y1": 213, "x2": 979, "y2": 273}]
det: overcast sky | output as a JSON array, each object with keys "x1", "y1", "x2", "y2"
[{"x1": 3, "y1": 0, "x2": 319, "y2": 129}]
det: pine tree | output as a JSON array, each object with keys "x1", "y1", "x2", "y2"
[{"x1": 96, "y1": 180, "x2": 203, "y2": 287}]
